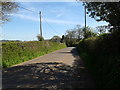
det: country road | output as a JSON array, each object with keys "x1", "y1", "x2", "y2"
[{"x1": 2, "y1": 47, "x2": 94, "y2": 89}]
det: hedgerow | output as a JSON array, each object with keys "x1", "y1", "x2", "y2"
[
  {"x1": 2, "y1": 41, "x2": 66, "y2": 68},
  {"x1": 77, "y1": 31, "x2": 120, "y2": 88}
]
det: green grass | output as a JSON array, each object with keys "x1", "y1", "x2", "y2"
[{"x1": 2, "y1": 41, "x2": 66, "y2": 68}]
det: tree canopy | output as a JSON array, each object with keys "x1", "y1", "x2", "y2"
[
  {"x1": 64, "y1": 25, "x2": 97, "y2": 46},
  {"x1": 37, "y1": 34, "x2": 44, "y2": 41},
  {"x1": 50, "y1": 36, "x2": 61, "y2": 43},
  {"x1": 96, "y1": 25, "x2": 110, "y2": 34},
  {"x1": 83, "y1": 26, "x2": 97, "y2": 38},
  {"x1": 83, "y1": 2, "x2": 120, "y2": 31},
  {"x1": 0, "y1": 1, "x2": 19, "y2": 24}
]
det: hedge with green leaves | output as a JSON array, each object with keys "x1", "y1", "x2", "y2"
[
  {"x1": 2, "y1": 41, "x2": 66, "y2": 68},
  {"x1": 77, "y1": 31, "x2": 120, "y2": 88}
]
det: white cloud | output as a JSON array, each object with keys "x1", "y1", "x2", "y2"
[
  {"x1": 45, "y1": 18, "x2": 78, "y2": 24},
  {"x1": 13, "y1": 14, "x2": 79, "y2": 25},
  {"x1": 50, "y1": 9, "x2": 64, "y2": 18},
  {"x1": 13, "y1": 14, "x2": 39, "y2": 22},
  {"x1": 56, "y1": 13, "x2": 64, "y2": 17}
]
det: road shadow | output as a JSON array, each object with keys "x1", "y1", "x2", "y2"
[
  {"x1": 3, "y1": 62, "x2": 77, "y2": 89},
  {"x1": 71, "y1": 48, "x2": 95, "y2": 88},
  {"x1": 59, "y1": 47, "x2": 94, "y2": 88},
  {"x1": 59, "y1": 47, "x2": 79, "y2": 58},
  {"x1": 2, "y1": 47, "x2": 94, "y2": 89}
]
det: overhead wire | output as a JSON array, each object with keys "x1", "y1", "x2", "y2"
[
  {"x1": 17, "y1": 5, "x2": 61, "y2": 36},
  {"x1": 17, "y1": 5, "x2": 38, "y2": 14},
  {"x1": 41, "y1": 16, "x2": 61, "y2": 35}
]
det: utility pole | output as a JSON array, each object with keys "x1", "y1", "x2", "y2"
[
  {"x1": 39, "y1": 11, "x2": 42, "y2": 37},
  {"x1": 84, "y1": 5, "x2": 87, "y2": 38},
  {"x1": 85, "y1": 5, "x2": 86, "y2": 30}
]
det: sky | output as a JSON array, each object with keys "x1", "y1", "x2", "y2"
[{"x1": 2, "y1": 2, "x2": 108, "y2": 41}]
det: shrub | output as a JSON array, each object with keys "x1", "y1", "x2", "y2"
[{"x1": 37, "y1": 34, "x2": 44, "y2": 41}]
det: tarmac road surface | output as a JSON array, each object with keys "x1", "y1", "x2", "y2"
[{"x1": 2, "y1": 47, "x2": 94, "y2": 89}]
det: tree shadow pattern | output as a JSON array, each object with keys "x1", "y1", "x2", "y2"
[{"x1": 2, "y1": 48, "x2": 94, "y2": 89}]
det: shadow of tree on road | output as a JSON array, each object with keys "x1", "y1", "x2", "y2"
[
  {"x1": 3, "y1": 62, "x2": 76, "y2": 89},
  {"x1": 2, "y1": 48, "x2": 94, "y2": 89},
  {"x1": 72, "y1": 48, "x2": 94, "y2": 88}
]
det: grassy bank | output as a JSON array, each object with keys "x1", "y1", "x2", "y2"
[
  {"x1": 2, "y1": 41, "x2": 66, "y2": 68},
  {"x1": 77, "y1": 31, "x2": 120, "y2": 88}
]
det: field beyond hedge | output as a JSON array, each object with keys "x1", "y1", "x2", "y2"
[{"x1": 2, "y1": 41, "x2": 66, "y2": 68}]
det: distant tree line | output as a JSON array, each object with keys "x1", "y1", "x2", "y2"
[
  {"x1": 1, "y1": 40, "x2": 21, "y2": 42},
  {"x1": 64, "y1": 25, "x2": 97, "y2": 47},
  {"x1": 49, "y1": 25, "x2": 104, "y2": 47}
]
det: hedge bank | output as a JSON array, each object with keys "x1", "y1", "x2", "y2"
[
  {"x1": 2, "y1": 41, "x2": 66, "y2": 68},
  {"x1": 77, "y1": 31, "x2": 120, "y2": 88}
]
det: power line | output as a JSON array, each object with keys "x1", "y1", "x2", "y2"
[
  {"x1": 17, "y1": 5, "x2": 38, "y2": 14},
  {"x1": 17, "y1": 5, "x2": 61, "y2": 36},
  {"x1": 41, "y1": 16, "x2": 61, "y2": 35}
]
